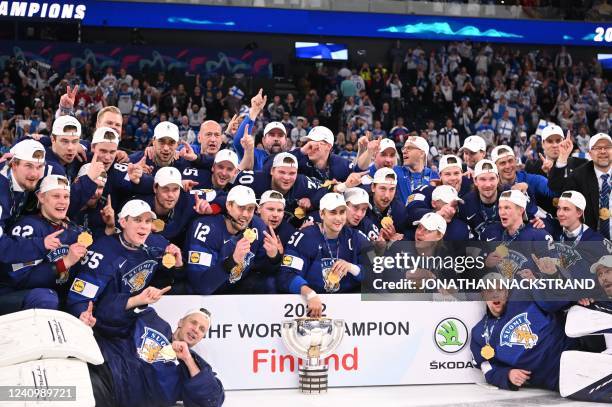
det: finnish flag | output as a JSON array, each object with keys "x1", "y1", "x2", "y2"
[
  {"x1": 133, "y1": 100, "x2": 150, "y2": 115},
  {"x1": 535, "y1": 119, "x2": 549, "y2": 136},
  {"x1": 229, "y1": 86, "x2": 244, "y2": 100}
]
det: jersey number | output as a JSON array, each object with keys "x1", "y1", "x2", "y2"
[
  {"x1": 194, "y1": 223, "x2": 211, "y2": 243},
  {"x1": 238, "y1": 171, "x2": 254, "y2": 185},
  {"x1": 12, "y1": 225, "x2": 34, "y2": 237},
  {"x1": 287, "y1": 232, "x2": 304, "y2": 248},
  {"x1": 81, "y1": 251, "x2": 104, "y2": 269},
  {"x1": 183, "y1": 168, "x2": 198, "y2": 176}
]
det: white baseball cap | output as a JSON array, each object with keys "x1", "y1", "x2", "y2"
[
  {"x1": 413, "y1": 212, "x2": 447, "y2": 234},
  {"x1": 499, "y1": 189, "x2": 529, "y2": 209},
  {"x1": 38, "y1": 174, "x2": 70, "y2": 194},
  {"x1": 227, "y1": 185, "x2": 258, "y2": 207},
  {"x1": 76, "y1": 163, "x2": 108, "y2": 183},
  {"x1": 379, "y1": 138, "x2": 397, "y2": 155},
  {"x1": 541, "y1": 124, "x2": 564, "y2": 142},
  {"x1": 344, "y1": 187, "x2": 372, "y2": 209},
  {"x1": 432, "y1": 185, "x2": 464, "y2": 204},
  {"x1": 10, "y1": 139, "x2": 46, "y2": 164},
  {"x1": 320, "y1": 192, "x2": 347, "y2": 211},
  {"x1": 52, "y1": 115, "x2": 81, "y2": 137},
  {"x1": 589, "y1": 133, "x2": 612, "y2": 151},
  {"x1": 461, "y1": 135, "x2": 486, "y2": 153},
  {"x1": 558, "y1": 190, "x2": 586, "y2": 211},
  {"x1": 474, "y1": 159, "x2": 498, "y2": 178},
  {"x1": 259, "y1": 190, "x2": 286, "y2": 207},
  {"x1": 372, "y1": 167, "x2": 397, "y2": 185},
  {"x1": 264, "y1": 122, "x2": 287, "y2": 136},
  {"x1": 490, "y1": 145, "x2": 515, "y2": 163},
  {"x1": 438, "y1": 155, "x2": 463, "y2": 173},
  {"x1": 590, "y1": 255, "x2": 612, "y2": 274},
  {"x1": 272, "y1": 152, "x2": 298, "y2": 168},
  {"x1": 91, "y1": 127, "x2": 120, "y2": 145},
  {"x1": 214, "y1": 149, "x2": 239, "y2": 168},
  {"x1": 118, "y1": 199, "x2": 157, "y2": 219},
  {"x1": 154, "y1": 121, "x2": 179, "y2": 142},
  {"x1": 303, "y1": 126, "x2": 334, "y2": 145},
  {"x1": 154, "y1": 167, "x2": 183, "y2": 188},
  {"x1": 404, "y1": 135, "x2": 429, "y2": 156}
]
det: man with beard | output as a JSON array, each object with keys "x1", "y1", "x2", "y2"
[
  {"x1": 257, "y1": 190, "x2": 295, "y2": 243},
  {"x1": 184, "y1": 185, "x2": 282, "y2": 294},
  {"x1": 355, "y1": 137, "x2": 398, "y2": 177},
  {"x1": 66, "y1": 199, "x2": 182, "y2": 329},
  {"x1": 233, "y1": 152, "x2": 326, "y2": 222},
  {"x1": 181, "y1": 149, "x2": 238, "y2": 195},
  {"x1": 0, "y1": 175, "x2": 88, "y2": 315},
  {"x1": 234, "y1": 89, "x2": 287, "y2": 170},
  {"x1": 278, "y1": 193, "x2": 369, "y2": 317},
  {"x1": 491, "y1": 145, "x2": 557, "y2": 214},
  {"x1": 548, "y1": 133, "x2": 612, "y2": 239},
  {"x1": 0, "y1": 140, "x2": 70, "y2": 263},
  {"x1": 344, "y1": 187, "x2": 379, "y2": 241},
  {"x1": 363, "y1": 167, "x2": 407, "y2": 242},
  {"x1": 394, "y1": 135, "x2": 439, "y2": 205},
  {"x1": 458, "y1": 160, "x2": 541, "y2": 239},
  {"x1": 526, "y1": 124, "x2": 586, "y2": 177}
]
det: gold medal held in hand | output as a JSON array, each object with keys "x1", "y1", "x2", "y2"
[
  {"x1": 327, "y1": 271, "x2": 341, "y2": 285},
  {"x1": 600, "y1": 207, "x2": 610, "y2": 221},
  {"x1": 243, "y1": 228, "x2": 257, "y2": 243},
  {"x1": 162, "y1": 253, "x2": 176, "y2": 268},
  {"x1": 159, "y1": 345, "x2": 177, "y2": 361},
  {"x1": 495, "y1": 245, "x2": 509, "y2": 258},
  {"x1": 152, "y1": 219, "x2": 166, "y2": 232},
  {"x1": 77, "y1": 232, "x2": 93, "y2": 248},
  {"x1": 381, "y1": 216, "x2": 394, "y2": 228},
  {"x1": 480, "y1": 344, "x2": 495, "y2": 360},
  {"x1": 294, "y1": 207, "x2": 306, "y2": 219}
]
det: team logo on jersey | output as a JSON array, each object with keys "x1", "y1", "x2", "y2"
[
  {"x1": 500, "y1": 312, "x2": 539, "y2": 349},
  {"x1": 46, "y1": 246, "x2": 69, "y2": 263},
  {"x1": 138, "y1": 327, "x2": 172, "y2": 364},
  {"x1": 554, "y1": 243, "x2": 582, "y2": 269},
  {"x1": 321, "y1": 258, "x2": 340, "y2": 293},
  {"x1": 496, "y1": 250, "x2": 528, "y2": 279},
  {"x1": 122, "y1": 260, "x2": 157, "y2": 293}
]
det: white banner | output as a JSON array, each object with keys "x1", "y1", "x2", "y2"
[{"x1": 153, "y1": 295, "x2": 485, "y2": 390}]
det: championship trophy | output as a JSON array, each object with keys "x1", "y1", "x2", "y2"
[{"x1": 281, "y1": 318, "x2": 344, "y2": 394}]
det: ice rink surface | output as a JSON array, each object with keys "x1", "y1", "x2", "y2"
[{"x1": 223, "y1": 384, "x2": 596, "y2": 406}]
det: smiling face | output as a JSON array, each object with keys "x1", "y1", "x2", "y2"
[
  {"x1": 212, "y1": 161, "x2": 237, "y2": 189},
  {"x1": 321, "y1": 206, "x2": 347, "y2": 235},
  {"x1": 226, "y1": 201, "x2": 256, "y2": 231},
  {"x1": 38, "y1": 188, "x2": 70, "y2": 221},
  {"x1": 375, "y1": 148, "x2": 397, "y2": 169},
  {"x1": 92, "y1": 142, "x2": 118, "y2": 171},
  {"x1": 495, "y1": 155, "x2": 516, "y2": 184},
  {"x1": 591, "y1": 138, "x2": 612, "y2": 171},
  {"x1": 258, "y1": 201, "x2": 285, "y2": 229},
  {"x1": 556, "y1": 200, "x2": 582, "y2": 230},
  {"x1": 11, "y1": 159, "x2": 45, "y2": 191},
  {"x1": 474, "y1": 173, "x2": 498, "y2": 202},
  {"x1": 119, "y1": 213, "x2": 153, "y2": 246},
  {"x1": 440, "y1": 166, "x2": 462, "y2": 192},
  {"x1": 175, "y1": 313, "x2": 209, "y2": 347},
  {"x1": 271, "y1": 166, "x2": 298, "y2": 193}
]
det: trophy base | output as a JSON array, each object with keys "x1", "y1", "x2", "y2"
[{"x1": 298, "y1": 364, "x2": 329, "y2": 394}]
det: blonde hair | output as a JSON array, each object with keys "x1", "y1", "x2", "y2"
[{"x1": 96, "y1": 106, "x2": 121, "y2": 125}]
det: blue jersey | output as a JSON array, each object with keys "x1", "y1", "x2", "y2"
[
  {"x1": 0, "y1": 170, "x2": 49, "y2": 263},
  {"x1": 0, "y1": 215, "x2": 84, "y2": 295},
  {"x1": 458, "y1": 186, "x2": 538, "y2": 239},
  {"x1": 393, "y1": 166, "x2": 439, "y2": 205},
  {"x1": 308, "y1": 211, "x2": 378, "y2": 241},
  {"x1": 289, "y1": 148, "x2": 354, "y2": 183},
  {"x1": 99, "y1": 162, "x2": 155, "y2": 211},
  {"x1": 94, "y1": 307, "x2": 224, "y2": 407},
  {"x1": 128, "y1": 151, "x2": 193, "y2": 175},
  {"x1": 364, "y1": 197, "x2": 408, "y2": 233},
  {"x1": 278, "y1": 225, "x2": 368, "y2": 294},
  {"x1": 71, "y1": 199, "x2": 108, "y2": 238},
  {"x1": 184, "y1": 214, "x2": 277, "y2": 294},
  {"x1": 233, "y1": 116, "x2": 269, "y2": 171},
  {"x1": 470, "y1": 299, "x2": 576, "y2": 391},
  {"x1": 45, "y1": 148, "x2": 98, "y2": 215},
  {"x1": 66, "y1": 233, "x2": 169, "y2": 323},
  {"x1": 233, "y1": 171, "x2": 326, "y2": 212}
]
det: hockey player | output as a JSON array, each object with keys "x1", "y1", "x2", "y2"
[
  {"x1": 66, "y1": 199, "x2": 182, "y2": 327},
  {"x1": 355, "y1": 137, "x2": 398, "y2": 177},
  {"x1": 181, "y1": 149, "x2": 239, "y2": 194},
  {"x1": 184, "y1": 185, "x2": 282, "y2": 294},
  {"x1": 364, "y1": 167, "x2": 407, "y2": 240},
  {"x1": 233, "y1": 152, "x2": 325, "y2": 218},
  {"x1": 278, "y1": 193, "x2": 369, "y2": 316},
  {"x1": 0, "y1": 175, "x2": 88, "y2": 315},
  {"x1": 257, "y1": 190, "x2": 296, "y2": 244},
  {"x1": 460, "y1": 135, "x2": 487, "y2": 175},
  {"x1": 470, "y1": 278, "x2": 577, "y2": 392},
  {"x1": 458, "y1": 160, "x2": 541, "y2": 239},
  {"x1": 71, "y1": 164, "x2": 116, "y2": 237},
  {"x1": 344, "y1": 187, "x2": 379, "y2": 241},
  {"x1": 0, "y1": 140, "x2": 68, "y2": 263},
  {"x1": 88, "y1": 302, "x2": 224, "y2": 407},
  {"x1": 394, "y1": 135, "x2": 439, "y2": 205}
]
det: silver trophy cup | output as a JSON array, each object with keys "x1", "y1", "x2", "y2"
[{"x1": 281, "y1": 318, "x2": 344, "y2": 394}]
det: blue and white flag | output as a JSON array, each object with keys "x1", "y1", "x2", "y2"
[
  {"x1": 535, "y1": 119, "x2": 549, "y2": 136},
  {"x1": 229, "y1": 86, "x2": 244, "y2": 100},
  {"x1": 133, "y1": 100, "x2": 150, "y2": 115}
]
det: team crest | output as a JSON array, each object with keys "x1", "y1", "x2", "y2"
[
  {"x1": 321, "y1": 258, "x2": 340, "y2": 293},
  {"x1": 138, "y1": 327, "x2": 172, "y2": 363},
  {"x1": 500, "y1": 312, "x2": 539, "y2": 349},
  {"x1": 554, "y1": 243, "x2": 582, "y2": 269},
  {"x1": 496, "y1": 250, "x2": 528, "y2": 279},
  {"x1": 46, "y1": 246, "x2": 69, "y2": 263},
  {"x1": 122, "y1": 260, "x2": 157, "y2": 292}
]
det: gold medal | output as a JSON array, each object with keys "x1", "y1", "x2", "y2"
[
  {"x1": 600, "y1": 207, "x2": 610, "y2": 221},
  {"x1": 381, "y1": 216, "x2": 394, "y2": 228},
  {"x1": 552, "y1": 198, "x2": 559, "y2": 207},
  {"x1": 294, "y1": 207, "x2": 306, "y2": 219},
  {"x1": 480, "y1": 344, "x2": 495, "y2": 360},
  {"x1": 243, "y1": 228, "x2": 257, "y2": 243},
  {"x1": 152, "y1": 219, "x2": 166, "y2": 232},
  {"x1": 327, "y1": 271, "x2": 341, "y2": 285},
  {"x1": 495, "y1": 245, "x2": 509, "y2": 258},
  {"x1": 159, "y1": 345, "x2": 177, "y2": 361},
  {"x1": 77, "y1": 232, "x2": 93, "y2": 248},
  {"x1": 162, "y1": 253, "x2": 176, "y2": 268},
  {"x1": 321, "y1": 179, "x2": 337, "y2": 188}
]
